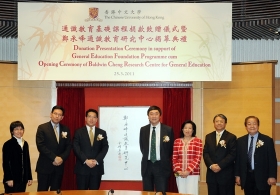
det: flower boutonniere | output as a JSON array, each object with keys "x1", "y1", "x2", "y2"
[
  {"x1": 163, "y1": 135, "x2": 170, "y2": 142},
  {"x1": 219, "y1": 140, "x2": 226, "y2": 148},
  {"x1": 97, "y1": 134, "x2": 104, "y2": 141},
  {"x1": 256, "y1": 139, "x2": 264, "y2": 148},
  {"x1": 61, "y1": 131, "x2": 67, "y2": 138}
]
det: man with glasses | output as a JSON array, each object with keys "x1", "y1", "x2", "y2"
[{"x1": 35, "y1": 105, "x2": 71, "y2": 191}]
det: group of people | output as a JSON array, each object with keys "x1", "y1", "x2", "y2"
[
  {"x1": 2, "y1": 106, "x2": 109, "y2": 193},
  {"x1": 140, "y1": 109, "x2": 277, "y2": 195},
  {"x1": 2, "y1": 105, "x2": 278, "y2": 195}
]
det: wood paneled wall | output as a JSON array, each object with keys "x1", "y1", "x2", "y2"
[{"x1": 0, "y1": 63, "x2": 56, "y2": 192}]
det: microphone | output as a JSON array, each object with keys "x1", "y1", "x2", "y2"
[
  {"x1": 57, "y1": 189, "x2": 61, "y2": 195},
  {"x1": 155, "y1": 192, "x2": 166, "y2": 195},
  {"x1": 108, "y1": 189, "x2": 114, "y2": 195}
]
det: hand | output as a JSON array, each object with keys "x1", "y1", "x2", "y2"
[
  {"x1": 177, "y1": 171, "x2": 189, "y2": 178},
  {"x1": 7, "y1": 180, "x2": 13, "y2": 187},
  {"x1": 180, "y1": 171, "x2": 190, "y2": 178},
  {"x1": 85, "y1": 159, "x2": 96, "y2": 168},
  {"x1": 211, "y1": 164, "x2": 221, "y2": 173},
  {"x1": 27, "y1": 180, "x2": 33, "y2": 186},
  {"x1": 267, "y1": 177, "x2": 276, "y2": 185},
  {"x1": 53, "y1": 156, "x2": 63, "y2": 166},
  {"x1": 235, "y1": 176, "x2": 241, "y2": 186}
]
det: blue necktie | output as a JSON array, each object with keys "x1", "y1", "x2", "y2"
[
  {"x1": 247, "y1": 136, "x2": 254, "y2": 170},
  {"x1": 150, "y1": 127, "x2": 156, "y2": 163}
]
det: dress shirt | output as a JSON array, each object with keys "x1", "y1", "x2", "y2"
[
  {"x1": 86, "y1": 125, "x2": 96, "y2": 138},
  {"x1": 247, "y1": 132, "x2": 258, "y2": 170},
  {"x1": 216, "y1": 130, "x2": 225, "y2": 139},
  {"x1": 51, "y1": 121, "x2": 60, "y2": 136},
  {"x1": 13, "y1": 135, "x2": 24, "y2": 148},
  {"x1": 85, "y1": 125, "x2": 98, "y2": 165}
]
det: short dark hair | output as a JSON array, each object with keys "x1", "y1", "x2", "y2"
[
  {"x1": 10, "y1": 121, "x2": 24, "y2": 136},
  {"x1": 180, "y1": 120, "x2": 196, "y2": 137},
  {"x1": 213, "y1": 114, "x2": 227, "y2": 123},
  {"x1": 86, "y1": 108, "x2": 98, "y2": 118},
  {"x1": 244, "y1": 116, "x2": 260, "y2": 126},
  {"x1": 51, "y1": 105, "x2": 65, "y2": 116},
  {"x1": 147, "y1": 105, "x2": 162, "y2": 116}
]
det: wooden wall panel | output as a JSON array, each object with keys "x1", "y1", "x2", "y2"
[
  {"x1": 275, "y1": 123, "x2": 280, "y2": 140},
  {"x1": 0, "y1": 63, "x2": 55, "y2": 192}
]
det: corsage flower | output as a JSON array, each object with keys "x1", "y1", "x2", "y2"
[
  {"x1": 174, "y1": 172, "x2": 179, "y2": 177},
  {"x1": 163, "y1": 135, "x2": 170, "y2": 142},
  {"x1": 256, "y1": 139, "x2": 264, "y2": 148},
  {"x1": 61, "y1": 131, "x2": 67, "y2": 138},
  {"x1": 97, "y1": 134, "x2": 104, "y2": 141},
  {"x1": 219, "y1": 140, "x2": 226, "y2": 148}
]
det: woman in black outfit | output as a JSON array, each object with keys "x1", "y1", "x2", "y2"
[{"x1": 2, "y1": 121, "x2": 33, "y2": 193}]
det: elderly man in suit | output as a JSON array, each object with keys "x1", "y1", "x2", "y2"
[
  {"x1": 235, "y1": 116, "x2": 277, "y2": 195},
  {"x1": 203, "y1": 114, "x2": 237, "y2": 195},
  {"x1": 36, "y1": 105, "x2": 71, "y2": 191},
  {"x1": 139, "y1": 105, "x2": 174, "y2": 192},
  {"x1": 73, "y1": 108, "x2": 109, "y2": 190}
]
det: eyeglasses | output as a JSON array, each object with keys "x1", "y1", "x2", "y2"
[{"x1": 52, "y1": 112, "x2": 63, "y2": 117}]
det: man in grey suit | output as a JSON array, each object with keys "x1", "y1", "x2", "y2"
[
  {"x1": 139, "y1": 105, "x2": 174, "y2": 192},
  {"x1": 203, "y1": 114, "x2": 236, "y2": 195},
  {"x1": 73, "y1": 108, "x2": 109, "y2": 190},
  {"x1": 235, "y1": 116, "x2": 277, "y2": 195},
  {"x1": 36, "y1": 105, "x2": 71, "y2": 191}
]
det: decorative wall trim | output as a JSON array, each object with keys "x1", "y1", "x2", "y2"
[{"x1": 56, "y1": 81, "x2": 193, "y2": 88}]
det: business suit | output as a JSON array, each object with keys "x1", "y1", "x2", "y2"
[
  {"x1": 35, "y1": 121, "x2": 71, "y2": 191},
  {"x1": 139, "y1": 123, "x2": 174, "y2": 192},
  {"x1": 73, "y1": 126, "x2": 109, "y2": 190},
  {"x1": 203, "y1": 130, "x2": 237, "y2": 195},
  {"x1": 235, "y1": 132, "x2": 277, "y2": 193},
  {"x1": 2, "y1": 137, "x2": 32, "y2": 193}
]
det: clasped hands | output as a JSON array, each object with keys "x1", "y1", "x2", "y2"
[
  {"x1": 210, "y1": 164, "x2": 221, "y2": 173},
  {"x1": 176, "y1": 171, "x2": 190, "y2": 178},
  {"x1": 85, "y1": 159, "x2": 98, "y2": 168},
  {"x1": 53, "y1": 156, "x2": 63, "y2": 166}
]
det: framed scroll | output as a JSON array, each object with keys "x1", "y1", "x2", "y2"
[{"x1": 99, "y1": 106, "x2": 149, "y2": 180}]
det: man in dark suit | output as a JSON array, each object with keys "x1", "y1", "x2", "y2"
[
  {"x1": 235, "y1": 116, "x2": 277, "y2": 195},
  {"x1": 36, "y1": 105, "x2": 71, "y2": 191},
  {"x1": 73, "y1": 108, "x2": 109, "y2": 190},
  {"x1": 139, "y1": 105, "x2": 174, "y2": 192},
  {"x1": 203, "y1": 114, "x2": 236, "y2": 195}
]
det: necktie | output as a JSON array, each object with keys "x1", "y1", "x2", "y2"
[
  {"x1": 54, "y1": 125, "x2": 59, "y2": 143},
  {"x1": 216, "y1": 133, "x2": 220, "y2": 145},
  {"x1": 90, "y1": 127, "x2": 94, "y2": 146},
  {"x1": 150, "y1": 127, "x2": 156, "y2": 163},
  {"x1": 247, "y1": 136, "x2": 254, "y2": 170}
]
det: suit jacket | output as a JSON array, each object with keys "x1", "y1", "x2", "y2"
[
  {"x1": 73, "y1": 126, "x2": 109, "y2": 175},
  {"x1": 35, "y1": 121, "x2": 71, "y2": 174},
  {"x1": 139, "y1": 123, "x2": 174, "y2": 177},
  {"x1": 235, "y1": 132, "x2": 277, "y2": 190},
  {"x1": 2, "y1": 137, "x2": 32, "y2": 183},
  {"x1": 203, "y1": 130, "x2": 236, "y2": 185}
]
